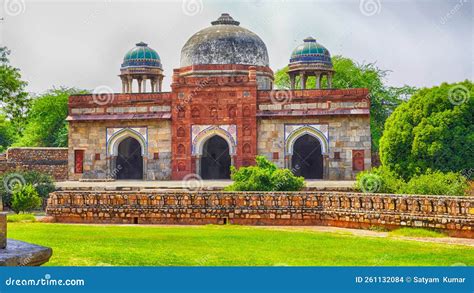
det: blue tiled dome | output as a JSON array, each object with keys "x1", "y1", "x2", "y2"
[
  {"x1": 290, "y1": 37, "x2": 332, "y2": 67},
  {"x1": 121, "y1": 42, "x2": 162, "y2": 69}
]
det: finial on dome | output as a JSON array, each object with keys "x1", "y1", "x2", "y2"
[
  {"x1": 303, "y1": 37, "x2": 316, "y2": 42},
  {"x1": 211, "y1": 13, "x2": 240, "y2": 26},
  {"x1": 136, "y1": 41, "x2": 148, "y2": 47}
]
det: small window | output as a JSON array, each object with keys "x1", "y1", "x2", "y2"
[
  {"x1": 94, "y1": 153, "x2": 101, "y2": 161},
  {"x1": 272, "y1": 152, "x2": 279, "y2": 160},
  {"x1": 334, "y1": 152, "x2": 341, "y2": 160}
]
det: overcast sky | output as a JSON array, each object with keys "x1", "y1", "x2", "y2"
[{"x1": 0, "y1": 0, "x2": 472, "y2": 94}]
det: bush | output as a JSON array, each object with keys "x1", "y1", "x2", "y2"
[
  {"x1": 402, "y1": 170, "x2": 468, "y2": 196},
  {"x1": 355, "y1": 166, "x2": 405, "y2": 194},
  {"x1": 11, "y1": 184, "x2": 41, "y2": 214},
  {"x1": 355, "y1": 166, "x2": 468, "y2": 196},
  {"x1": 225, "y1": 156, "x2": 305, "y2": 191},
  {"x1": 0, "y1": 170, "x2": 55, "y2": 208}
]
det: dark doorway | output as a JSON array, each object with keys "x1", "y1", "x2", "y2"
[
  {"x1": 291, "y1": 134, "x2": 323, "y2": 179},
  {"x1": 116, "y1": 137, "x2": 143, "y2": 180},
  {"x1": 201, "y1": 135, "x2": 231, "y2": 179}
]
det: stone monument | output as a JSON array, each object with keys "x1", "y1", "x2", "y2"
[{"x1": 0, "y1": 213, "x2": 52, "y2": 266}]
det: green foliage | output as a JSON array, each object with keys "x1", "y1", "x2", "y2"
[
  {"x1": 0, "y1": 115, "x2": 14, "y2": 153},
  {"x1": 401, "y1": 170, "x2": 468, "y2": 196},
  {"x1": 0, "y1": 47, "x2": 30, "y2": 135},
  {"x1": 355, "y1": 167, "x2": 468, "y2": 196},
  {"x1": 7, "y1": 213, "x2": 36, "y2": 223},
  {"x1": 0, "y1": 171, "x2": 55, "y2": 208},
  {"x1": 11, "y1": 184, "x2": 41, "y2": 214},
  {"x1": 389, "y1": 228, "x2": 446, "y2": 238},
  {"x1": 274, "y1": 56, "x2": 416, "y2": 151},
  {"x1": 379, "y1": 81, "x2": 474, "y2": 180},
  {"x1": 14, "y1": 87, "x2": 86, "y2": 147},
  {"x1": 225, "y1": 156, "x2": 305, "y2": 191},
  {"x1": 355, "y1": 166, "x2": 405, "y2": 194}
]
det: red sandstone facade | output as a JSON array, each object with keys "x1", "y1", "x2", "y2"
[{"x1": 65, "y1": 13, "x2": 372, "y2": 181}]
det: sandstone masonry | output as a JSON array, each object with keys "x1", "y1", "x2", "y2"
[{"x1": 47, "y1": 191, "x2": 474, "y2": 238}]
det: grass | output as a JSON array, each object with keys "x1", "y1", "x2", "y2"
[
  {"x1": 7, "y1": 213, "x2": 36, "y2": 223},
  {"x1": 7, "y1": 223, "x2": 474, "y2": 266},
  {"x1": 389, "y1": 228, "x2": 446, "y2": 238}
]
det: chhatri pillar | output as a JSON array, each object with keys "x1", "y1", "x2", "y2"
[
  {"x1": 288, "y1": 37, "x2": 334, "y2": 90},
  {"x1": 119, "y1": 42, "x2": 164, "y2": 93}
]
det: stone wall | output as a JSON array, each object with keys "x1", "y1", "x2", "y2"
[
  {"x1": 47, "y1": 191, "x2": 474, "y2": 238},
  {"x1": 257, "y1": 116, "x2": 371, "y2": 179},
  {"x1": 68, "y1": 120, "x2": 172, "y2": 180},
  {"x1": 0, "y1": 148, "x2": 68, "y2": 180}
]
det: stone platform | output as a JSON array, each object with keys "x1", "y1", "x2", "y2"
[
  {"x1": 0, "y1": 239, "x2": 52, "y2": 266},
  {"x1": 0, "y1": 213, "x2": 52, "y2": 266},
  {"x1": 55, "y1": 179, "x2": 355, "y2": 192}
]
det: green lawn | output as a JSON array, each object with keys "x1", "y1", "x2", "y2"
[{"x1": 8, "y1": 223, "x2": 474, "y2": 266}]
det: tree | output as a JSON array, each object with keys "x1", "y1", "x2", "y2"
[
  {"x1": 0, "y1": 47, "x2": 30, "y2": 135},
  {"x1": 379, "y1": 81, "x2": 474, "y2": 180},
  {"x1": 14, "y1": 87, "x2": 87, "y2": 147},
  {"x1": 0, "y1": 115, "x2": 14, "y2": 153},
  {"x1": 274, "y1": 56, "x2": 416, "y2": 151}
]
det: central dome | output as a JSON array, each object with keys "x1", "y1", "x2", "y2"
[{"x1": 180, "y1": 13, "x2": 269, "y2": 67}]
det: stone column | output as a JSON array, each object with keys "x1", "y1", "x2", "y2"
[
  {"x1": 128, "y1": 78, "x2": 133, "y2": 93},
  {"x1": 300, "y1": 72, "x2": 306, "y2": 89},
  {"x1": 290, "y1": 73, "x2": 296, "y2": 90},
  {"x1": 142, "y1": 76, "x2": 147, "y2": 93},
  {"x1": 315, "y1": 73, "x2": 321, "y2": 89},
  {"x1": 158, "y1": 78, "x2": 163, "y2": 92},
  {"x1": 121, "y1": 78, "x2": 126, "y2": 93},
  {"x1": 137, "y1": 78, "x2": 143, "y2": 93},
  {"x1": 328, "y1": 73, "x2": 333, "y2": 88}
]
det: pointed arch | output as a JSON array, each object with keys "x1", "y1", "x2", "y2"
[
  {"x1": 107, "y1": 128, "x2": 147, "y2": 156},
  {"x1": 192, "y1": 126, "x2": 237, "y2": 156},
  {"x1": 286, "y1": 125, "x2": 329, "y2": 155}
]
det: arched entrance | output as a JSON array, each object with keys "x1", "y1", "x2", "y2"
[
  {"x1": 116, "y1": 137, "x2": 143, "y2": 180},
  {"x1": 200, "y1": 135, "x2": 231, "y2": 179},
  {"x1": 291, "y1": 134, "x2": 323, "y2": 179}
]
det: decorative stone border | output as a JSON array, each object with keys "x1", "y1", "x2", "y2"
[{"x1": 46, "y1": 191, "x2": 474, "y2": 238}]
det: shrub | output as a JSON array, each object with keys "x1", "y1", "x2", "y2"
[
  {"x1": 0, "y1": 171, "x2": 55, "y2": 208},
  {"x1": 402, "y1": 170, "x2": 468, "y2": 196},
  {"x1": 355, "y1": 166, "x2": 405, "y2": 194},
  {"x1": 11, "y1": 184, "x2": 41, "y2": 214},
  {"x1": 225, "y1": 156, "x2": 305, "y2": 191}
]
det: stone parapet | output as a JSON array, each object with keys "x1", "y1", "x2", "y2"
[{"x1": 47, "y1": 191, "x2": 474, "y2": 238}]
